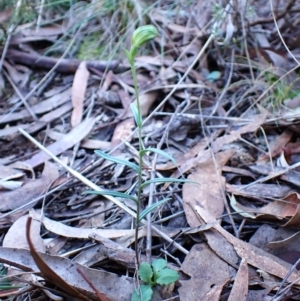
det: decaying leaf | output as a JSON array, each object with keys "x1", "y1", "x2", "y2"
[
  {"x1": 23, "y1": 117, "x2": 96, "y2": 168},
  {"x1": 71, "y1": 61, "x2": 90, "y2": 127},
  {"x1": 31, "y1": 210, "x2": 136, "y2": 239},
  {"x1": 194, "y1": 205, "x2": 300, "y2": 283},
  {"x1": 3, "y1": 213, "x2": 45, "y2": 252},
  {"x1": 0, "y1": 161, "x2": 59, "y2": 211},
  {"x1": 179, "y1": 243, "x2": 230, "y2": 300},
  {"x1": 183, "y1": 149, "x2": 235, "y2": 226},
  {"x1": 228, "y1": 258, "x2": 248, "y2": 301}
]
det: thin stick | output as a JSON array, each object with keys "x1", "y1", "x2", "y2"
[{"x1": 19, "y1": 128, "x2": 189, "y2": 256}]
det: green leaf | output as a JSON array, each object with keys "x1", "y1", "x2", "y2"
[
  {"x1": 130, "y1": 103, "x2": 142, "y2": 127},
  {"x1": 138, "y1": 262, "x2": 153, "y2": 284},
  {"x1": 83, "y1": 190, "x2": 137, "y2": 202},
  {"x1": 140, "y1": 148, "x2": 177, "y2": 166},
  {"x1": 155, "y1": 268, "x2": 179, "y2": 285},
  {"x1": 124, "y1": 48, "x2": 134, "y2": 65},
  {"x1": 141, "y1": 178, "x2": 198, "y2": 189},
  {"x1": 206, "y1": 70, "x2": 221, "y2": 82},
  {"x1": 0, "y1": 285, "x2": 22, "y2": 290},
  {"x1": 139, "y1": 198, "x2": 169, "y2": 222},
  {"x1": 132, "y1": 285, "x2": 153, "y2": 301},
  {"x1": 94, "y1": 150, "x2": 140, "y2": 172},
  {"x1": 151, "y1": 259, "x2": 167, "y2": 274}
]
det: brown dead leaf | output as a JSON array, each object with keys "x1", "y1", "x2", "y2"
[
  {"x1": 228, "y1": 258, "x2": 248, "y2": 301},
  {"x1": 258, "y1": 129, "x2": 293, "y2": 162},
  {"x1": 183, "y1": 149, "x2": 235, "y2": 227},
  {"x1": 265, "y1": 230, "x2": 300, "y2": 256},
  {"x1": 90, "y1": 233, "x2": 145, "y2": 270},
  {"x1": 0, "y1": 161, "x2": 58, "y2": 211},
  {"x1": 0, "y1": 166, "x2": 24, "y2": 180},
  {"x1": 125, "y1": 91, "x2": 158, "y2": 117},
  {"x1": 166, "y1": 149, "x2": 212, "y2": 186},
  {"x1": 26, "y1": 217, "x2": 90, "y2": 301},
  {"x1": 205, "y1": 229, "x2": 240, "y2": 269},
  {"x1": 194, "y1": 205, "x2": 300, "y2": 283},
  {"x1": 32, "y1": 210, "x2": 136, "y2": 239},
  {"x1": 24, "y1": 117, "x2": 96, "y2": 168},
  {"x1": 226, "y1": 183, "x2": 292, "y2": 199},
  {"x1": 0, "y1": 88, "x2": 71, "y2": 125},
  {"x1": 81, "y1": 138, "x2": 111, "y2": 150},
  {"x1": 169, "y1": 116, "x2": 265, "y2": 183},
  {"x1": 157, "y1": 140, "x2": 207, "y2": 171},
  {"x1": 230, "y1": 192, "x2": 300, "y2": 224},
  {"x1": 71, "y1": 61, "x2": 90, "y2": 127},
  {"x1": 212, "y1": 114, "x2": 267, "y2": 153},
  {"x1": 0, "y1": 179, "x2": 23, "y2": 190},
  {"x1": 111, "y1": 118, "x2": 134, "y2": 146},
  {"x1": 167, "y1": 23, "x2": 200, "y2": 35},
  {"x1": 46, "y1": 129, "x2": 111, "y2": 150},
  {"x1": 179, "y1": 243, "x2": 230, "y2": 300},
  {"x1": 3, "y1": 213, "x2": 45, "y2": 252},
  {"x1": 135, "y1": 55, "x2": 174, "y2": 67},
  {"x1": 0, "y1": 246, "x2": 135, "y2": 301},
  {"x1": 3, "y1": 61, "x2": 30, "y2": 86},
  {"x1": 22, "y1": 25, "x2": 63, "y2": 37}
]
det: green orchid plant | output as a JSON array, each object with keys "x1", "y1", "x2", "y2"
[{"x1": 86, "y1": 25, "x2": 190, "y2": 301}]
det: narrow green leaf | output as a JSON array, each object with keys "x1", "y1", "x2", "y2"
[
  {"x1": 94, "y1": 150, "x2": 140, "y2": 172},
  {"x1": 155, "y1": 269, "x2": 179, "y2": 285},
  {"x1": 130, "y1": 103, "x2": 142, "y2": 127},
  {"x1": 139, "y1": 198, "x2": 169, "y2": 221},
  {"x1": 151, "y1": 259, "x2": 167, "y2": 274},
  {"x1": 0, "y1": 285, "x2": 22, "y2": 290},
  {"x1": 132, "y1": 285, "x2": 153, "y2": 301},
  {"x1": 141, "y1": 178, "x2": 198, "y2": 189},
  {"x1": 124, "y1": 48, "x2": 134, "y2": 65},
  {"x1": 138, "y1": 262, "x2": 153, "y2": 283},
  {"x1": 140, "y1": 148, "x2": 177, "y2": 166},
  {"x1": 83, "y1": 190, "x2": 137, "y2": 202}
]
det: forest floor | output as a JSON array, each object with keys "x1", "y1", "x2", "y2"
[{"x1": 1, "y1": 0, "x2": 300, "y2": 300}]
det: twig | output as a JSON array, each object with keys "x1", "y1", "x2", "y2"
[
  {"x1": 3, "y1": 69, "x2": 38, "y2": 121},
  {"x1": 0, "y1": 0, "x2": 22, "y2": 73},
  {"x1": 19, "y1": 128, "x2": 189, "y2": 256},
  {"x1": 146, "y1": 102, "x2": 184, "y2": 263}
]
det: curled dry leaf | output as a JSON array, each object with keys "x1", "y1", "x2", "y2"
[
  {"x1": 26, "y1": 217, "x2": 109, "y2": 301},
  {"x1": 0, "y1": 179, "x2": 23, "y2": 190},
  {"x1": 230, "y1": 192, "x2": 300, "y2": 227}
]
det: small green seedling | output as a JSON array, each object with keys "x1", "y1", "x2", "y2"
[{"x1": 132, "y1": 259, "x2": 179, "y2": 301}]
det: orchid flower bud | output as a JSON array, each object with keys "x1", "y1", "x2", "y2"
[
  {"x1": 130, "y1": 25, "x2": 158, "y2": 57},
  {"x1": 132, "y1": 25, "x2": 158, "y2": 48}
]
